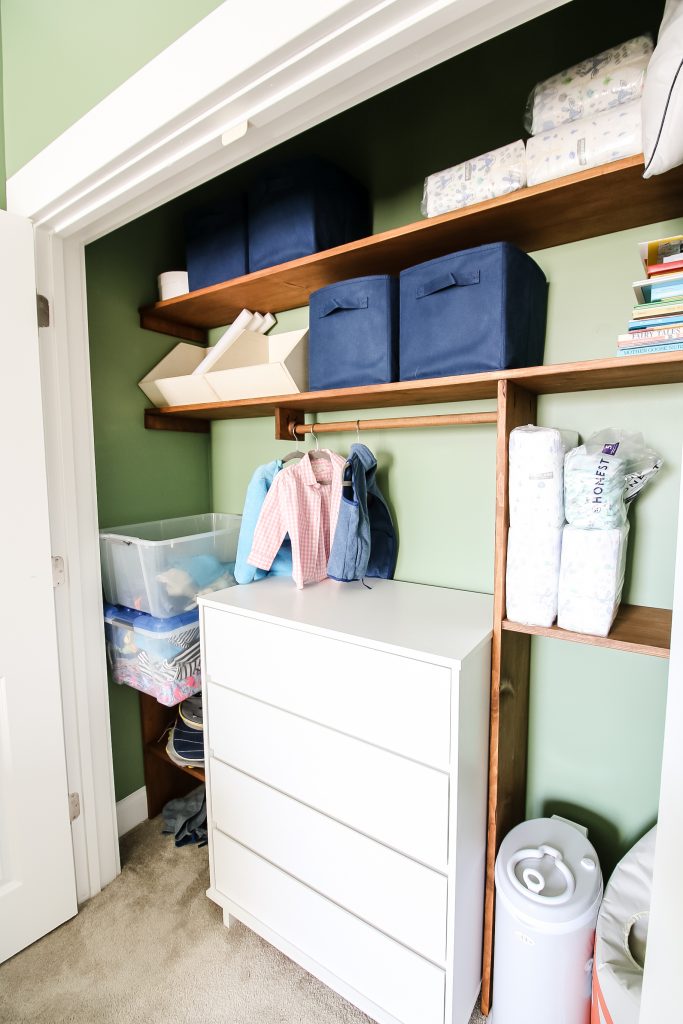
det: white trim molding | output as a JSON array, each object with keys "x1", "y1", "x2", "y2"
[
  {"x1": 116, "y1": 788, "x2": 149, "y2": 838},
  {"x1": 7, "y1": 0, "x2": 568, "y2": 242},
  {"x1": 7, "y1": 0, "x2": 568, "y2": 904}
]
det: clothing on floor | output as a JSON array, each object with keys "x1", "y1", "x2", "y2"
[
  {"x1": 234, "y1": 459, "x2": 293, "y2": 584},
  {"x1": 162, "y1": 785, "x2": 207, "y2": 847},
  {"x1": 248, "y1": 450, "x2": 345, "y2": 589},
  {"x1": 327, "y1": 443, "x2": 397, "y2": 582}
]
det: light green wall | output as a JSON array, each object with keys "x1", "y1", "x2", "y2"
[{"x1": 0, "y1": 0, "x2": 223, "y2": 177}]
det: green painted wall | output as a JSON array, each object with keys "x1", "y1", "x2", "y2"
[
  {"x1": 0, "y1": 0, "x2": 223, "y2": 177},
  {"x1": 0, "y1": 0, "x2": 671, "y2": 870}
]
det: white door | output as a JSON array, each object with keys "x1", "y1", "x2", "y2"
[{"x1": 0, "y1": 210, "x2": 77, "y2": 962}]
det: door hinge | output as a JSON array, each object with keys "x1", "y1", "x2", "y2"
[
  {"x1": 36, "y1": 293, "x2": 50, "y2": 328},
  {"x1": 52, "y1": 555, "x2": 66, "y2": 587},
  {"x1": 69, "y1": 792, "x2": 81, "y2": 823}
]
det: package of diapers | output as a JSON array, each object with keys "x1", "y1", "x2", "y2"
[
  {"x1": 557, "y1": 523, "x2": 629, "y2": 636},
  {"x1": 524, "y1": 35, "x2": 653, "y2": 135},
  {"x1": 506, "y1": 524, "x2": 563, "y2": 627},
  {"x1": 509, "y1": 426, "x2": 579, "y2": 528},
  {"x1": 526, "y1": 101, "x2": 643, "y2": 187},
  {"x1": 421, "y1": 141, "x2": 526, "y2": 217},
  {"x1": 564, "y1": 429, "x2": 662, "y2": 529}
]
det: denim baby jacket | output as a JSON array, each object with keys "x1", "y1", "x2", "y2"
[{"x1": 327, "y1": 443, "x2": 397, "y2": 582}]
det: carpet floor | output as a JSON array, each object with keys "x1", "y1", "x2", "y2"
[{"x1": 0, "y1": 818, "x2": 487, "y2": 1024}]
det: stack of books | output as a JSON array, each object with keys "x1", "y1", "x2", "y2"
[{"x1": 618, "y1": 234, "x2": 683, "y2": 357}]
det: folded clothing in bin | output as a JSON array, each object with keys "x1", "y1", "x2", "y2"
[
  {"x1": 104, "y1": 604, "x2": 201, "y2": 706},
  {"x1": 185, "y1": 195, "x2": 248, "y2": 291},
  {"x1": 248, "y1": 157, "x2": 371, "y2": 272},
  {"x1": 399, "y1": 242, "x2": 548, "y2": 380},
  {"x1": 309, "y1": 275, "x2": 398, "y2": 390}
]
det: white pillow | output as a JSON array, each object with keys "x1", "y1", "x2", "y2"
[{"x1": 643, "y1": 0, "x2": 683, "y2": 177}]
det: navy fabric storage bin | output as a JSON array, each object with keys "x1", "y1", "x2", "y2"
[
  {"x1": 399, "y1": 242, "x2": 548, "y2": 380},
  {"x1": 248, "y1": 158, "x2": 371, "y2": 272},
  {"x1": 309, "y1": 275, "x2": 399, "y2": 390},
  {"x1": 185, "y1": 196, "x2": 248, "y2": 291}
]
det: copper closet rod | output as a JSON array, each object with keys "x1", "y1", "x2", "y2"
[{"x1": 292, "y1": 411, "x2": 497, "y2": 436}]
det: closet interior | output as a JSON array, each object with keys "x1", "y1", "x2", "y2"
[{"x1": 86, "y1": 0, "x2": 679, "y2": 1018}]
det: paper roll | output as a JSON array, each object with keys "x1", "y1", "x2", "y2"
[
  {"x1": 157, "y1": 271, "x2": 189, "y2": 301},
  {"x1": 506, "y1": 524, "x2": 563, "y2": 627},
  {"x1": 557, "y1": 523, "x2": 629, "y2": 636}
]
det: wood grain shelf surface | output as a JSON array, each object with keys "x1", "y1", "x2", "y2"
[
  {"x1": 147, "y1": 740, "x2": 205, "y2": 782},
  {"x1": 139, "y1": 156, "x2": 683, "y2": 342},
  {"x1": 502, "y1": 604, "x2": 672, "y2": 658},
  {"x1": 144, "y1": 351, "x2": 683, "y2": 430}
]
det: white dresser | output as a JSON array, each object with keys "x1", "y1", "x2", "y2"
[{"x1": 199, "y1": 577, "x2": 493, "y2": 1024}]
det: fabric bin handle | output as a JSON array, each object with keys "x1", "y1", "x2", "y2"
[
  {"x1": 318, "y1": 295, "x2": 369, "y2": 317},
  {"x1": 416, "y1": 269, "x2": 480, "y2": 298}
]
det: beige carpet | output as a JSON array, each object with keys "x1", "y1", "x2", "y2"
[{"x1": 0, "y1": 818, "x2": 487, "y2": 1024}]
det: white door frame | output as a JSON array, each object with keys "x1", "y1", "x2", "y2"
[{"x1": 6, "y1": 0, "x2": 570, "y2": 900}]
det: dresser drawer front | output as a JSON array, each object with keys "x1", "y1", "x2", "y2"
[
  {"x1": 208, "y1": 685, "x2": 449, "y2": 869},
  {"x1": 210, "y1": 759, "x2": 447, "y2": 962},
  {"x1": 203, "y1": 606, "x2": 451, "y2": 769},
  {"x1": 213, "y1": 831, "x2": 445, "y2": 1024}
]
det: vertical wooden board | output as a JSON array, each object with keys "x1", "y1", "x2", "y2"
[
  {"x1": 139, "y1": 693, "x2": 197, "y2": 818},
  {"x1": 481, "y1": 380, "x2": 536, "y2": 1015}
]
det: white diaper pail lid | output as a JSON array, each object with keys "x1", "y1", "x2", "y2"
[{"x1": 496, "y1": 817, "x2": 603, "y2": 932}]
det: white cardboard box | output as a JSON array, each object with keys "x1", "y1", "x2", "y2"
[{"x1": 139, "y1": 328, "x2": 308, "y2": 407}]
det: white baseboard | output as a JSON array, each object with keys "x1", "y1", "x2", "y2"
[{"x1": 116, "y1": 786, "x2": 148, "y2": 837}]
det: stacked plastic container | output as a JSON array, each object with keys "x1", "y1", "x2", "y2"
[
  {"x1": 506, "y1": 426, "x2": 578, "y2": 627},
  {"x1": 525, "y1": 36, "x2": 652, "y2": 187},
  {"x1": 100, "y1": 513, "x2": 241, "y2": 705}
]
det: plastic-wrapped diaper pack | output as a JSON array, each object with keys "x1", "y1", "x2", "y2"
[
  {"x1": 526, "y1": 101, "x2": 643, "y2": 187},
  {"x1": 421, "y1": 141, "x2": 526, "y2": 217},
  {"x1": 524, "y1": 35, "x2": 653, "y2": 135},
  {"x1": 558, "y1": 523, "x2": 630, "y2": 636},
  {"x1": 506, "y1": 426, "x2": 578, "y2": 627},
  {"x1": 506, "y1": 524, "x2": 564, "y2": 627},
  {"x1": 509, "y1": 425, "x2": 579, "y2": 528},
  {"x1": 564, "y1": 429, "x2": 662, "y2": 529}
]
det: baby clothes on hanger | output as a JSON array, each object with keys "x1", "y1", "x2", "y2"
[
  {"x1": 328, "y1": 443, "x2": 397, "y2": 582},
  {"x1": 234, "y1": 459, "x2": 293, "y2": 584},
  {"x1": 248, "y1": 449, "x2": 344, "y2": 589}
]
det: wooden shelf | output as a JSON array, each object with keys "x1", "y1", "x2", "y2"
[
  {"x1": 144, "y1": 351, "x2": 683, "y2": 432},
  {"x1": 502, "y1": 604, "x2": 672, "y2": 659},
  {"x1": 139, "y1": 156, "x2": 683, "y2": 343},
  {"x1": 146, "y1": 740, "x2": 205, "y2": 782}
]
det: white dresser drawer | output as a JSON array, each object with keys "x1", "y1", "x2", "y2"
[
  {"x1": 210, "y1": 759, "x2": 447, "y2": 963},
  {"x1": 213, "y1": 830, "x2": 445, "y2": 1024},
  {"x1": 207, "y1": 684, "x2": 449, "y2": 869},
  {"x1": 203, "y1": 606, "x2": 451, "y2": 769}
]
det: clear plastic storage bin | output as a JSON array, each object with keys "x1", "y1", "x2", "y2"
[
  {"x1": 104, "y1": 603, "x2": 202, "y2": 706},
  {"x1": 99, "y1": 513, "x2": 240, "y2": 618}
]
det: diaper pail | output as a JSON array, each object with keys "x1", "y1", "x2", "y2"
[{"x1": 491, "y1": 816, "x2": 603, "y2": 1024}]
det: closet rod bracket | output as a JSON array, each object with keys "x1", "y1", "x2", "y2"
[{"x1": 274, "y1": 406, "x2": 305, "y2": 441}]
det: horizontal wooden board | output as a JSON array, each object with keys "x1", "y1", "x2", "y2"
[
  {"x1": 139, "y1": 156, "x2": 683, "y2": 340},
  {"x1": 502, "y1": 604, "x2": 672, "y2": 659},
  {"x1": 144, "y1": 351, "x2": 683, "y2": 430}
]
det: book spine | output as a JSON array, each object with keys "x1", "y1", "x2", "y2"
[
  {"x1": 618, "y1": 328, "x2": 683, "y2": 345},
  {"x1": 618, "y1": 341, "x2": 683, "y2": 356}
]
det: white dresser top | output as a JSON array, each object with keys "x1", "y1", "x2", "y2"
[{"x1": 200, "y1": 577, "x2": 493, "y2": 666}]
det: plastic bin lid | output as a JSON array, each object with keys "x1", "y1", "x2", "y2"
[
  {"x1": 103, "y1": 602, "x2": 199, "y2": 633},
  {"x1": 495, "y1": 817, "x2": 603, "y2": 927}
]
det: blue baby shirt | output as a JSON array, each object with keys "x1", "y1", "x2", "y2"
[{"x1": 234, "y1": 460, "x2": 293, "y2": 584}]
